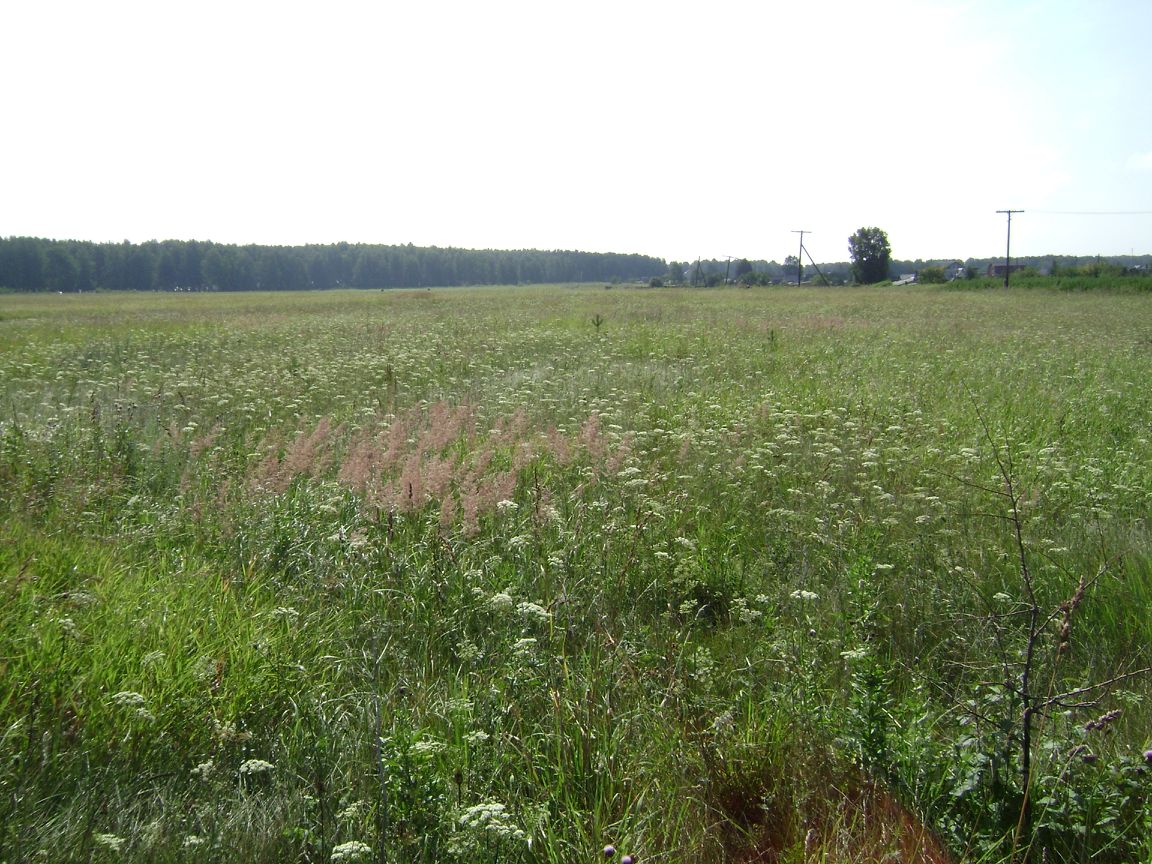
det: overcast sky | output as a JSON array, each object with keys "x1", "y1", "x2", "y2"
[{"x1": 3, "y1": 0, "x2": 1151, "y2": 263}]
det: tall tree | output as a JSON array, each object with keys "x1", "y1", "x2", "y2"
[{"x1": 848, "y1": 227, "x2": 892, "y2": 284}]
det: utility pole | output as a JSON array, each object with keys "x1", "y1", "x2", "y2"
[
  {"x1": 791, "y1": 230, "x2": 809, "y2": 285},
  {"x1": 800, "y1": 240, "x2": 830, "y2": 286},
  {"x1": 996, "y1": 209, "x2": 1024, "y2": 288},
  {"x1": 724, "y1": 255, "x2": 734, "y2": 284}
]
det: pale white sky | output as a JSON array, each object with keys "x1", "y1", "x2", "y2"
[{"x1": 3, "y1": 0, "x2": 1151, "y2": 263}]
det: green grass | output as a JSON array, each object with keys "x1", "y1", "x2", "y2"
[{"x1": 1, "y1": 284, "x2": 1150, "y2": 863}]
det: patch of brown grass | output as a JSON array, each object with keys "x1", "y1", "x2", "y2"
[
  {"x1": 244, "y1": 402, "x2": 635, "y2": 533},
  {"x1": 701, "y1": 738, "x2": 954, "y2": 864}
]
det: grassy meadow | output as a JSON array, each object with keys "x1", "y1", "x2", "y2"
[{"x1": 1, "y1": 285, "x2": 1150, "y2": 863}]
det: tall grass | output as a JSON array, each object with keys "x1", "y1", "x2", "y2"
[{"x1": 1, "y1": 285, "x2": 1149, "y2": 862}]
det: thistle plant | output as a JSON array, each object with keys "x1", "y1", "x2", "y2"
[{"x1": 944, "y1": 402, "x2": 1152, "y2": 863}]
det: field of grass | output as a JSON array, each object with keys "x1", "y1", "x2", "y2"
[{"x1": 1, "y1": 284, "x2": 1150, "y2": 863}]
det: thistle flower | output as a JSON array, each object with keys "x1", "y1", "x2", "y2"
[
  {"x1": 603, "y1": 844, "x2": 616, "y2": 857},
  {"x1": 1084, "y1": 709, "x2": 1122, "y2": 732}
]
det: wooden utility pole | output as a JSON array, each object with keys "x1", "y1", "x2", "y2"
[
  {"x1": 791, "y1": 230, "x2": 809, "y2": 284},
  {"x1": 996, "y1": 210, "x2": 1024, "y2": 287}
]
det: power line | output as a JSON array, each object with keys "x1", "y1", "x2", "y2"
[{"x1": 1028, "y1": 210, "x2": 1152, "y2": 216}]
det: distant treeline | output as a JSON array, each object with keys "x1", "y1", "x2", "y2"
[
  {"x1": 684, "y1": 254, "x2": 1152, "y2": 286},
  {"x1": 0, "y1": 237, "x2": 666, "y2": 292}
]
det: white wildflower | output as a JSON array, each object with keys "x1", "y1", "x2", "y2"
[
  {"x1": 456, "y1": 639, "x2": 482, "y2": 662},
  {"x1": 191, "y1": 759, "x2": 215, "y2": 781},
  {"x1": 413, "y1": 738, "x2": 446, "y2": 756},
  {"x1": 213, "y1": 719, "x2": 252, "y2": 743},
  {"x1": 457, "y1": 801, "x2": 526, "y2": 841},
  {"x1": 238, "y1": 758, "x2": 275, "y2": 776},
  {"x1": 182, "y1": 835, "x2": 206, "y2": 848},
  {"x1": 56, "y1": 617, "x2": 78, "y2": 637},
  {"x1": 109, "y1": 691, "x2": 154, "y2": 722},
  {"x1": 66, "y1": 590, "x2": 97, "y2": 608},
  {"x1": 495, "y1": 499, "x2": 518, "y2": 514},
  {"x1": 94, "y1": 833, "x2": 125, "y2": 853},
  {"x1": 337, "y1": 801, "x2": 371, "y2": 823},
  {"x1": 447, "y1": 696, "x2": 474, "y2": 715},
  {"x1": 731, "y1": 598, "x2": 762, "y2": 624},
  {"x1": 331, "y1": 840, "x2": 373, "y2": 861},
  {"x1": 464, "y1": 730, "x2": 490, "y2": 745},
  {"x1": 790, "y1": 590, "x2": 819, "y2": 601},
  {"x1": 711, "y1": 709, "x2": 735, "y2": 735},
  {"x1": 516, "y1": 601, "x2": 552, "y2": 623},
  {"x1": 488, "y1": 591, "x2": 515, "y2": 611}
]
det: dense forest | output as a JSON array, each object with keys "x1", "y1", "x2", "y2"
[
  {"x1": 0, "y1": 237, "x2": 666, "y2": 292},
  {"x1": 4, "y1": 236, "x2": 1149, "y2": 293}
]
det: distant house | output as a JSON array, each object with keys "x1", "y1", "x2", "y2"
[
  {"x1": 945, "y1": 261, "x2": 965, "y2": 281},
  {"x1": 987, "y1": 263, "x2": 1027, "y2": 278}
]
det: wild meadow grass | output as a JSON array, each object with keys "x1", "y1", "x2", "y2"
[{"x1": 1, "y1": 284, "x2": 1150, "y2": 863}]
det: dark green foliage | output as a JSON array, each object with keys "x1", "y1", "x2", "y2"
[
  {"x1": 0, "y1": 237, "x2": 667, "y2": 292},
  {"x1": 848, "y1": 227, "x2": 892, "y2": 284}
]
